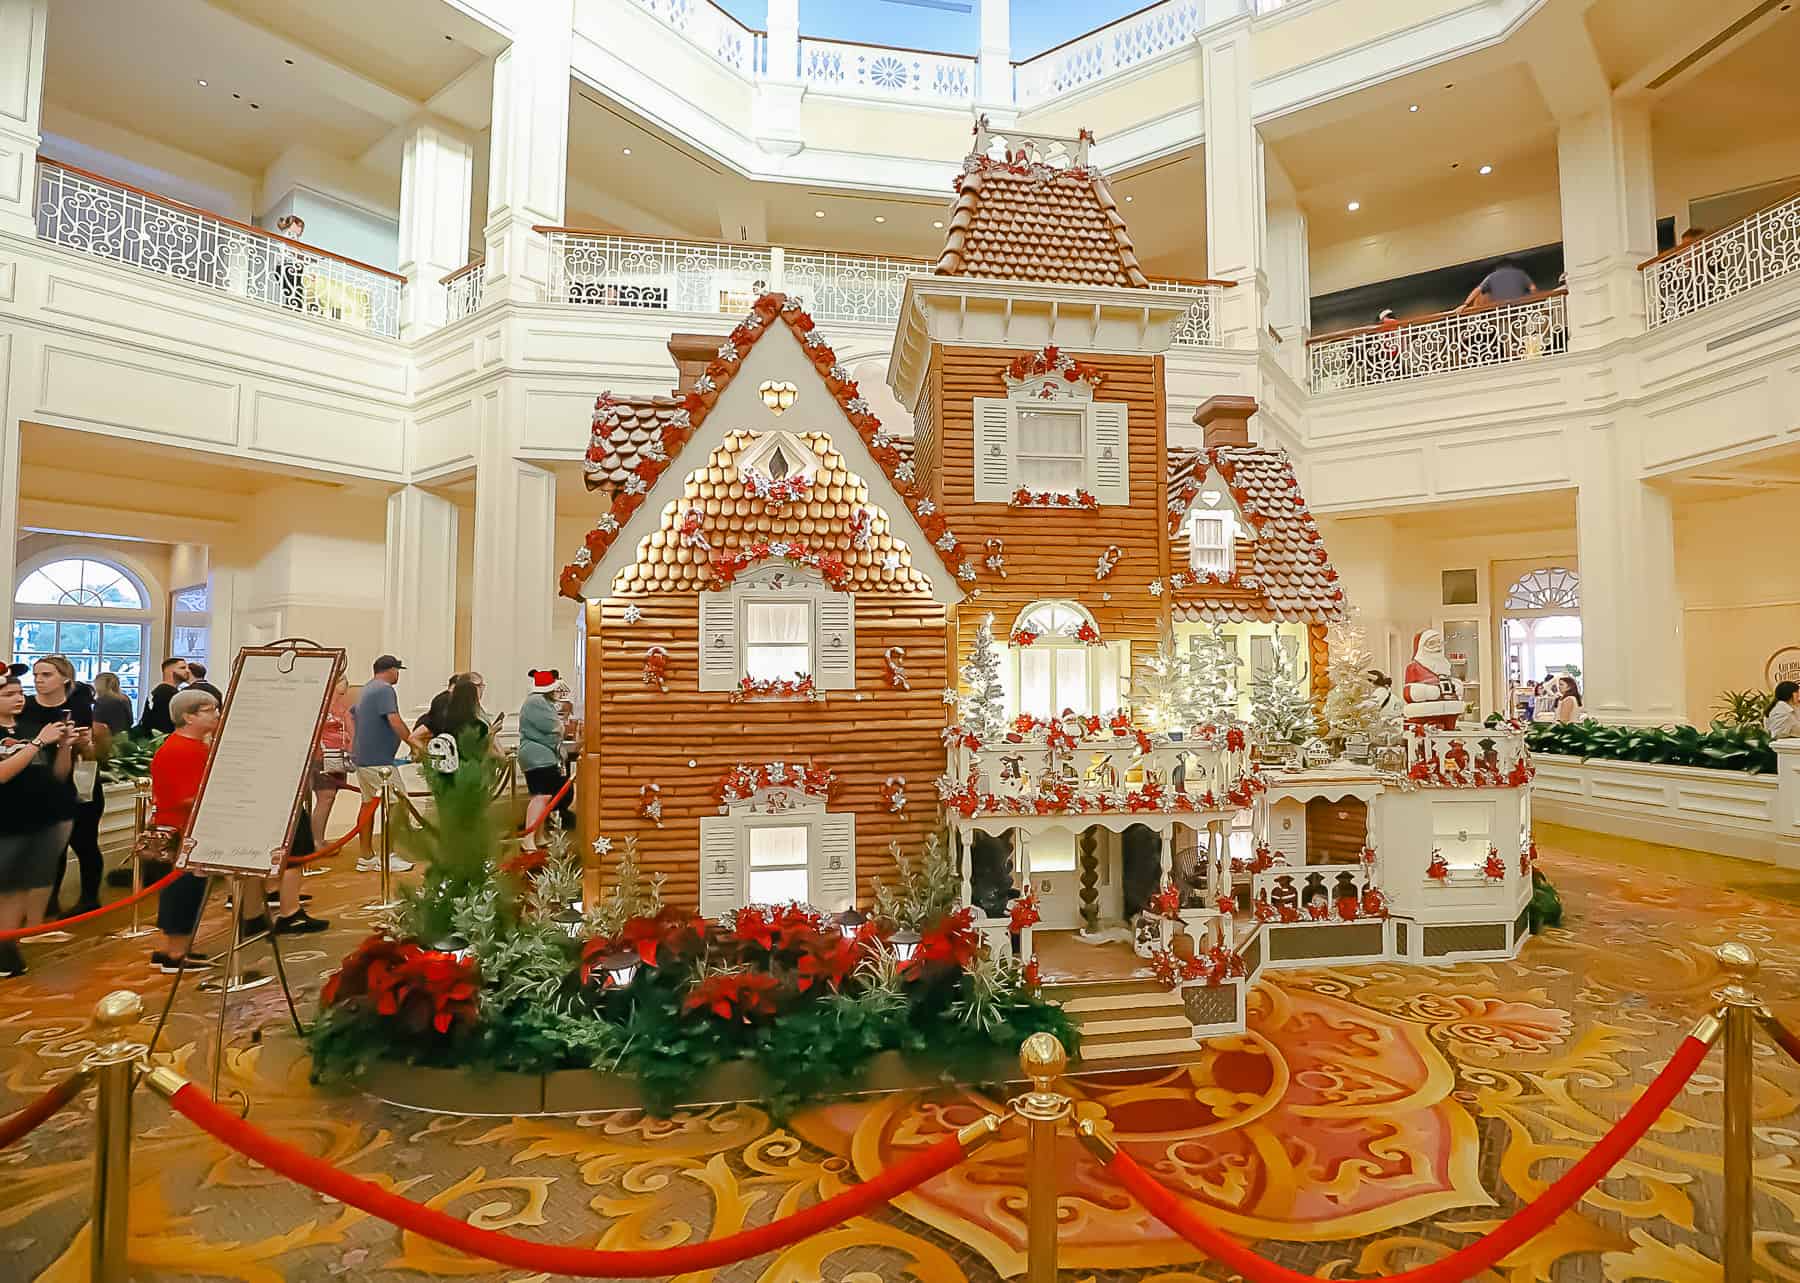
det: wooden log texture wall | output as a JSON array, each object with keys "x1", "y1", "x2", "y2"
[
  {"x1": 933, "y1": 345, "x2": 1171, "y2": 670},
  {"x1": 582, "y1": 593, "x2": 950, "y2": 906}
]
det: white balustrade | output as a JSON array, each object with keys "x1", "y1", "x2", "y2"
[
  {"x1": 1252, "y1": 862, "x2": 1372, "y2": 922},
  {"x1": 625, "y1": 0, "x2": 763, "y2": 75},
  {"x1": 1307, "y1": 293, "x2": 1568, "y2": 393},
  {"x1": 1013, "y1": 0, "x2": 1203, "y2": 107},
  {"x1": 799, "y1": 37, "x2": 975, "y2": 102},
  {"x1": 1643, "y1": 193, "x2": 1800, "y2": 328},
  {"x1": 781, "y1": 247, "x2": 926, "y2": 325},
  {"x1": 443, "y1": 261, "x2": 485, "y2": 323},
  {"x1": 35, "y1": 160, "x2": 403, "y2": 339},
  {"x1": 951, "y1": 733, "x2": 1248, "y2": 820},
  {"x1": 1152, "y1": 279, "x2": 1224, "y2": 348}
]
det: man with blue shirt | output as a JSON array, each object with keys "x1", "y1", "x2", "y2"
[{"x1": 352, "y1": 655, "x2": 421, "y2": 872}]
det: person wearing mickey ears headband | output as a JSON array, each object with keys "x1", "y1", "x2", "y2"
[
  {"x1": 0, "y1": 663, "x2": 77, "y2": 977},
  {"x1": 516, "y1": 669, "x2": 568, "y2": 852}
]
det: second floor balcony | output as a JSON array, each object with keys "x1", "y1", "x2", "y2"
[{"x1": 1306, "y1": 292, "x2": 1568, "y2": 394}]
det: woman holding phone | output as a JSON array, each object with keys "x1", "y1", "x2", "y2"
[
  {"x1": 0, "y1": 666, "x2": 76, "y2": 976},
  {"x1": 23, "y1": 656, "x2": 107, "y2": 920}
]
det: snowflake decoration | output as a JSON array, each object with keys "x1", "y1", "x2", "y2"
[
  {"x1": 669, "y1": 409, "x2": 691, "y2": 428},
  {"x1": 895, "y1": 461, "x2": 916, "y2": 485},
  {"x1": 597, "y1": 514, "x2": 620, "y2": 533},
  {"x1": 881, "y1": 551, "x2": 902, "y2": 572},
  {"x1": 592, "y1": 836, "x2": 613, "y2": 856},
  {"x1": 1148, "y1": 578, "x2": 1165, "y2": 597},
  {"x1": 847, "y1": 397, "x2": 872, "y2": 415},
  {"x1": 915, "y1": 498, "x2": 937, "y2": 517},
  {"x1": 957, "y1": 560, "x2": 977, "y2": 582},
  {"x1": 694, "y1": 374, "x2": 717, "y2": 394},
  {"x1": 871, "y1": 432, "x2": 893, "y2": 450},
  {"x1": 935, "y1": 532, "x2": 958, "y2": 552},
  {"x1": 942, "y1": 687, "x2": 959, "y2": 705},
  {"x1": 769, "y1": 540, "x2": 792, "y2": 557},
  {"x1": 623, "y1": 475, "x2": 648, "y2": 496},
  {"x1": 639, "y1": 439, "x2": 668, "y2": 463},
  {"x1": 622, "y1": 604, "x2": 642, "y2": 624},
  {"x1": 804, "y1": 331, "x2": 828, "y2": 349},
  {"x1": 717, "y1": 341, "x2": 739, "y2": 361},
  {"x1": 573, "y1": 548, "x2": 592, "y2": 568},
  {"x1": 829, "y1": 364, "x2": 850, "y2": 382}
]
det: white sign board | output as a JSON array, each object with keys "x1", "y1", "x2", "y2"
[{"x1": 180, "y1": 647, "x2": 345, "y2": 878}]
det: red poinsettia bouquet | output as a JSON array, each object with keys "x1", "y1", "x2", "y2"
[
  {"x1": 683, "y1": 970, "x2": 782, "y2": 1024},
  {"x1": 581, "y1": 906, "x2": 707, "y2": 983},
  {"x1": 1009, "y1": 891, "x2": 1042, "y2": 932},
  {"x1": 903, "y1": 907, "x2": 980, "y2": 980},
  {"x1": 321, "y1": 934, "x2": 480, "y2": 1039},
  {"x1": 1148, "y1": 882, "x2": 1183, "y2": 919}
]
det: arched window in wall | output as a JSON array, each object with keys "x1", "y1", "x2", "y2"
[
  {"x1": 13, "y1": 557, "x2": 152, "y2": 708},
  {"x1": 1006, "y1": 600, "x2": 1126, "y2": 720},
  {"x1": 1501, "y1": 566, "x2": 1582, "y2": 703}
]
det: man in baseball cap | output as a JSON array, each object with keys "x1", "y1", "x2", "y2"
[{"x1": 351, "y1": 654, "x2": 418, "y2": 871}]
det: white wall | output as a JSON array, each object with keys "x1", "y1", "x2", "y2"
[
  {"x1": 1675, "y1": 487, "x2": 1800, "y2": 722},
  {"x1": 38, "y1": 103, "x2": 259, "y2": 221}
]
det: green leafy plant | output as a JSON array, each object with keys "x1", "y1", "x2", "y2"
[
  {"x1": 1529, "y1": 868, "x2": 1564, "y2": 933},
  {"x1": 1526, "y1": 719, "x2": 1776, "y2": 774},
  {"x1": 1713, "y1": 689, "x2": 1771, "y2": 730},
  {"x1": 98, "y1": 731, "x2": 161, "y2": 784},
  {"x1": 870, "y1": 835, "x2": 960, "y2": 931}
]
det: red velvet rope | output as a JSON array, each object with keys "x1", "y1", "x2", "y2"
[
  {"x1": 1103, "y1": 1032, "x2": 1713, "y2": 1283},
  {"x1": 162, "y1": 1081, "x2": 971, "y2": 1275},
  {"x1": 0, "y1": 868, "x2": 183, "y2": 942},
  {"x1": 0, "y1": 1069, "x2": 90, "y2": 1149},
  {"x1": 288, "y1": 798, "x2": 383, "y2": 867},
  {"x1": 1762, "y1": 1012, "x2": 1800, "y2": 1068},
  {"x1": 519, "y1": 777, "x2": 574, "y2": 838}
]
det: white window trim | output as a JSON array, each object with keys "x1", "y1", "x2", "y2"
[
  {"x1": 12, "y1": 549, "x2": 161, "y2": 711},
  {"x1": 973, "y1": 395, "x2": 1129, "y2": 505},
  {"x1": 1004, "y1": 600, "x2": 1126, "y2": 720},
  {"x1": 699, "y1": 803, "x2": 857, "y2": 915},
  {"x1": 736, "y1": 429, "x2": 821, "y2": 486},
  {"x1": 741, "y1": 595, "x2": 815, "y2": 682},
  {"x1": 698, "y1": 564, "x2": 856, "y2": 692}
]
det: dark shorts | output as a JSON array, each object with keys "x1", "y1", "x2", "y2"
[
  {"x1": 0, "y1": 821, "x2": 75, "y2": 892},
  {"x1": 525, "y1": 766, "x2": 566, "y2": 798}
]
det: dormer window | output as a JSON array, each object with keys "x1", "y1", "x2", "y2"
[
  {"x1": 767, "y1": 445, "x2": 792, "y2": 480},
  {"x1": 1017, "y1": 408, "x2": 1085, "y2": 493},
  {"x1": 1185, "y1": 483, "x2": 1249, "y2": 576},
  {"x1": 737, "y1": 430, "x2": 820, "y2": 488}
]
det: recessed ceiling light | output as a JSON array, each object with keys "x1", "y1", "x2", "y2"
[
  {"x1": 932, "y1": 220, "x2": 944, "y2": 229},
  {"x1": 1450, "y1": 162, "x2": 1460, "y2": 169},
  {"x1": 814, "y1": 210, "x2": 825, "y2": 218},
  {"x1": 232, "y1": 92, "x2": 241, "y2": 99},
  {"x1": 1408, "y1": 103, "x2": 1419, "y2": 112},
  {"x1": 197, "y1": 79, "x2": 208, "y2": 86},
  {"x1": 1444, "y1": 82, "x2": 1455, "y2": 89},
  {"x1": 284, "y1": 58, "x2": 294, "y2": 66},
  {"x1": 1479, "y1": 164, "x2": 1493, "y2": 175},
  {"x1": 250, "y1": 102, "x2": 261, "y2": 109},
  {"x1": 874, "y1": 215, "x2": 886, "y2": 223},
  {"x1": 1124, "y1": 194, "x2": 1134, "y2": 202},
  {"x1": 1347, "y1": 200, "x2": 1360, "y2": 211},
  {"x1": 622, "y1": 147, "x2": 632, "y2": 155}
]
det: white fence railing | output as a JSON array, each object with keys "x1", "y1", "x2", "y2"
[
  {"x1": 1307, "y1": 292, "x2": 1568, "y2": 393},
  {"x1": 800, "y1": 38, "x2": 975, "y2": 101},
  {"x1": 1013, "y1": 0, "x2": 1204, "y2": 106},
  {"x1": 1154, "y1": 280, "x2": 1222, "y2": 349},
  {"x1": 443, "y1": 261, "x2": 484, "y2": 323},
  {"x1": 625, "y1": 0, "x2": 765, "y2": 75},
  {"x1": 1643, "y1": 193, "x2": 1800, "y2": 328},
  {"x1": 35, "y1": 159, "x2": 403, "y2": 339}
]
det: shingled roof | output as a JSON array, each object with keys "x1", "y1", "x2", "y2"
[
  {"x1": 933, "y1": 125, "x2": 1148, "y2": 289},
  {"x1": 1164, "y1": 445, "x2": 1347, "y2": 624}
]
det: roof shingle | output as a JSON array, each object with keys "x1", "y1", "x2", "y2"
[{"x1": 933, "y1": 154, "x2": 1149, "y2": 289}]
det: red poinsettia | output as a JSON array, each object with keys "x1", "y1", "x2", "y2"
[
  {"x1": 322, "y1": 935, "x2": 479, "y2": 1038},
  {"x1": 1216, "y1": 895, "x2": 1235, "y2": 916},
  {"x1": 1335, "y1": 896, "x2": 1359, "y2": 921},
  {"x1": 1010, "y1": 628, "x2": 1039, "y2": 648},
  {"x1": 1022, "y1": 958, "x2": 1042, "y2": 990},
  {"x1": 1225, "y1": 727, "x2": 1247, "y2": 753},
  {"x1": 795, "y1": 932, "x2": 858, "y2": 993},
  {"x1": 1306, "y1": 901, "x2": 1330, "y2": 922},
  {"x1": 1483, "y1": 847, "x2": 1507, "y2": 881},
  {"x1": 1009, "y1": 892, "x2": 1042, "y2": 932},
  {"x1": 1427, "y1": 850, "x2": 1450, "y2": 881},
  {"x1": 684, "y1": 971, "x2": 781, "y2": 1023},
  {"x1": 1073, "y1": 621, "x2": 1102, "y2": 646},
  {"x1": 1361, "y1": 887, "x2": 1388, "y2": 918},
  {"x1": 498, "y1": 847, "x2": 547, "y2": 879},
  {"x1": 904, "y1": 907, "x2": 980, "y2": 977},
  {"x1": 1148, "y1": 883, "x2": 1183, "y2": 919}
]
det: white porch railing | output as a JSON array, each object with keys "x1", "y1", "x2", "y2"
[
  {"x1": 35, "y1": 159, "x2": 403, "y2": 339},
  {"x1": 800, "y1": 38, "x2": 975, "y2": 101},
  {"x1": 624, "y1": 0, "x2": 765, "y2": 75},
  {"x1": 1306, "y1": 292, "x2": 1568, "y2": 393},
  {"x1": 1013, "y1": 0, "x2": 1204, "y2": 107},
  {"x1": 1153, "y1": 279, "x2": 1223, "y2": 348},
  {"x1": 1643, "y1": 193, "x2": 1800, "y2": 328},
  {"x1": 442, "y1": 260, "x2": 485, "y2": 322}
]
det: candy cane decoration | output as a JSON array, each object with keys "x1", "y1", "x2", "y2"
[
  {"x1": 1095, "y1": 545, "x2": 1122, "y2": 580},
  {"x1": 639, "y1": 782, "x2": 664, "y2": 828},
  {"x1": 847, "y1": 506, "x2": 874, "y2": 550},
  {"x1": 642, "y1": 645, "x2": 669, "y2": 692},
  {"x1": 881, "y1": 775, "x2": 907, "y2": 814},
  {"x1": 984, "y1": 538, "x2": 1006, "y2": 578},
  {"x1": 678, "y1": 508, "x2": 711, "y2": 553},
  {"x1": 884, "y1": 646, "x2": 910, "y2": 691}
]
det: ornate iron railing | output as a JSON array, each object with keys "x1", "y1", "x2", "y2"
[
  {"x1": 1153, "y1": 279, "x2": 1223, "y2": 349},
  {"x1": 799, "y1": 37, "x2": 975, "y2": 102},
  {"x1": 1013, "y1": 0, "x2": 1204, "y2": 106},
  {"x1": 442, "y1": 260, "x2": 484, "y2": 322},
  {"x1": 624, "y1": 0, "x2": 764, "y2": 74},
  {"x1": 1306, "y1": 292, "x2": 1568, "y2": 392},
  {"x1": 781, "y1": 247, "x2": 925, "y2": 324},
  {"x1": 1642, "y1": 193, "x2": 1800, "y2": 328},
  {"x1": 35, "y1": 159, "x2": 403, "y2": 339}
]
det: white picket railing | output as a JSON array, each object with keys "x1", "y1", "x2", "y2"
[
  {"x1": 35, "y1": 159, "x2": 404, "y2": 339},
  {"x1": 1306, "y1": 292, "x2": 1569, "y2": 393},
  {"x1": 1154, "y1": 279, "x2": 1223, "y2": 349},
  {"x1": 1642, "y1": 193, "x2": 1800, "y2": 328},
  {"x1": 1013, "y1": 0, "x2": 1204, "y2": 107},
  {"x1": 442, "y1": 260, "x2": 485, "y2": 322},
  {"x1": 800, "y1": 37, "x2": 975, "y2": 102},
  {"x1": 624, "y1": 0, "x2": 765, "y2": 75}
]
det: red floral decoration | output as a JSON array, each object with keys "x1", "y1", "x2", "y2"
[
  {"x1": 1427, "y1": 850, "x2": 1451, "y2": 881},
  {"x1": 1010, "y1": 486, "x2": 1100, "y2": 511},
  {"x1": 904, "y1": 907, "x2": 981, "y2": 977},
  {"x1": 1360, "y1": 887, "x2": 1389, "y2": 919},
  {"x1": 1148, "y1": 883, "x2": 1183, "y2": 919},
  {"x1": 1009, "y1": 891, "x2": 1042, "y2": 932},
  {"x1": 731, "y1": 673, "x2": 819, "y2": 702},
  {"x1": 1225, "y1": 727, "x2": 1248, "y2": 753},
  {"x1": 710, "y1": 539, "x2": 850, "y2": 592},
  {"x1": 499, "y1": 847, "x2": 547, "y2": 880},
  {"x1": 740, "y1": 466, "x2": 812, "y2": 507},
  {"x1": 684, "y1": 971, "x2": 782, "y2": 1023},
  {"x1": 1147, "y1": 943, "x2": 1246, "y2": 990},
  {"x1": 642, "y1": 645, "x2": 669, "y2": 692},
  {"x1": 1334, "y1": 895, "x2": 1360, "y2": 922},
  {"x1": 1253, "y1": 894, "x2": 1277, "y2": 924},
  {"x1": 321, "y1": 935, "x2": 480, "y2": 1038},
  {"x1": 1306, "y1": 901, "x2": 1330, "y2": 922},
  {"x1": 1022, "y1": 958, "x2": 1042, "y2": 990},
  {"x1": 1358, "y1": 845, "x2": 1378, "y2": 866},
  {"x1": 1483, "y1": 846, "x2": 1507, "y2": 881},
  {"x1": 880, "y1": 775, "x2": 907, "y2": 815},
  {"x1": 715, "y1": 761, "x2": 836, "y2": 806},
  {"x1": 1073, "y1": 620, "x2": 1103, "y2": 646},
  {"x1": 1002, "y1": 344, "x2": 1104, "y2": 388},
  {"x1": 1216, "y1": 894, "x2": 1235, "y2": 916},
  {"x1": 1009, "y1": 628, "x2": 1040, "y2": 648}
]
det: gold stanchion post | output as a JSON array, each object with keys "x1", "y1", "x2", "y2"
[
  {"x1": 84, "y1": 989, "x2": 145, "y2": 1283},
  {"x1": 366, "y1": 767, "x2": 400, "y2": 911},
  {"x1": 118, "y1": 780, "x2": 156, "y2": 939},
  {"x1": 1717, "y1": 942, "x2": 1759, "y2": 1283},
  {"x1": 1012, "y1": 1032, "x2": 1071, "y2": 1283}
]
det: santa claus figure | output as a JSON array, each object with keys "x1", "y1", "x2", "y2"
[{"x1": 1403, "y1": 628, "x2": 1464, "y2": 729}]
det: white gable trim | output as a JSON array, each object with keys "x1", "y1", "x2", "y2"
[{"x1": 585, "y1": 319, "x2": 963, "y2": 606}]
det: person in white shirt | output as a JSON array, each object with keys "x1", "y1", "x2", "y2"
[{"x1": 1766, "y1": 682, "x2": 1800, "y2": 740}]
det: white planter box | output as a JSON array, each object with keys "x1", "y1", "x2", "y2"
[{"x1": 1532, "y1": 753, "x2": 1797, "y2": 868}]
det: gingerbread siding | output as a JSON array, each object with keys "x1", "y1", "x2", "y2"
[{"x1": 582, "y1": 594, "x2": 949, "y2": 906}]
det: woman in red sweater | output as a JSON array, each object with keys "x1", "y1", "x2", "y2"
[{"x1": 149, "y1": 688, "x2": 228, "y2": 972}]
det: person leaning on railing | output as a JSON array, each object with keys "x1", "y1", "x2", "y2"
[
  {"x1": 0, "y1": 665, "x2": 77, "y2": 978},
  {"x1": 275, "y1": 214, "x2": 308, "y2": 312}
]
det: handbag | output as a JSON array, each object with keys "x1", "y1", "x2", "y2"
[
  {"x1": 321, "y1": 747, "x2": 352, "y2": 775},
  {"x1": 133, "y1": 825, "x2": 182, "y2": 864}
]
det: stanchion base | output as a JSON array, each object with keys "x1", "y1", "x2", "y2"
[
  {"x1": 198, "y1": 970, "x2": 274, "y2": 994},
  {"x1": 301, "y1": 867, "x2": 327, "y2": 878},
  {"x1": 112, "y1": 926, "x2": 157, "y2": 940}
]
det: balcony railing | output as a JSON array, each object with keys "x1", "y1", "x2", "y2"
[
  {"x1": 537, "y1": 228, "x2": 1227, "y2": 344},
  {"x1": 442, "y1": 259, "x2": 485, "y2": 322},
  {"x1": 948, "y1": 730, "x2": 1254, "y2": 822},
  {"x1": 1642, "y1": 192, "x2": 1800, "y2": 328},
  {"x1": 625, "y1": 0, "x2": 765, "y2": 75},
  {"x1": 1306, "y1": 291, "x2": 1568, "y2": 393},
  {"x1": 801, "y1": 37, "x2": 975, "y2": 101},
  {"x1": 1013, "y1": 0, "x2": 1205, "y2": 107},
  {"x1": 35, "y1": 158, "x2": 403, "y2": 339}
]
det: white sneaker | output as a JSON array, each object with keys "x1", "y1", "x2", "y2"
[
  {"x1": 355, "y1": 856, "x2": 379, "y2": 872},
  {"x1": 357, "y1": 855, "x2": 414, "y2": 873}
]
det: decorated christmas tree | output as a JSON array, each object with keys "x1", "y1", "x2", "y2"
[
  {"x1": 1188, "y1": 624, "x2": 1243, "y2": 730},
  {"x1": 1322, "y1": 611, "x2": 1385, "y2": 741},
  {"x1": 1250, "y1": 638, "x2": 1314, "y2": 745},
  {"x1": 1136, "y1": 622, "x2": 1188, "y2": 734},
  {"x1": 958, "y1": 613, "x2": 1007, "y2": 744}
]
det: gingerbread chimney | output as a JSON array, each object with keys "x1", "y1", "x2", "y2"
[
  {"x1": 666, "y1": 333, "x2": 727, "y2": 394},
  {"x1": 1194, "y1": 395, "x2": 1257, "y2": 448}
]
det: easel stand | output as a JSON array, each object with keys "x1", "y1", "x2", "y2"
[{"x1": 197, "y1": 875, "x2": 279, "y2": 1099}]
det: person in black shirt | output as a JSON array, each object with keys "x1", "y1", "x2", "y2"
[
  {"x1": 0, "y1": 668, "x2": 76, "y2": 977},
  {"x1": 136, "y1": 656, "x2": 191, "y2": 736},
  {"x1": 421, "y1": 675, "x2": 492, "y2": 758},
  {"x1": 92, "y1": 672, "x2": 134, "y2": 735},
  {"x1": 185, "y1": 661, "x2": 224, "y2": 703},
  {"x1": 25, "y1": 657, "x2": 106, "y2": 918}
]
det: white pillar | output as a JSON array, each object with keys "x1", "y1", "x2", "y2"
[
  {"x1": 1576, "y1": 421, "x2": 1684, "y2": 725},
  {"x1": 0, "y1": 332, "x2": 21, "y2": 657},
  {"x1": 0, "y1": 0, "x2": 48, "y2": 238},
  {"x1": 752, "y1": 0, "x2": 805, "y2": 156},
  {"x1": 978, "y1": 0, "x2": 1012, "y2": 118},
  {"x1": 470, "y1": 407, "x2": 556, "y2": 714},
  {"x1": 1201, "y1": 22, "x2": 1266, "y2": 350},
  {"x1": 1557, "y1": 99, "x2": 1655, "y2": 349},
  {"x1": 482, "y1": 0, "x2": 572, "y2": 305},
  {"x1": 398, "y1": 118, "x2": 476, "y2": 338},
  {"x1": 765, "y1": 0, "x2": 798, "y2": 80},
  {"x1": 384, "y1": 487, "x2": 460, "y2": 715},
  {"x1": 1263, "y1": 147, "x2": 1311, "y2": 382}
]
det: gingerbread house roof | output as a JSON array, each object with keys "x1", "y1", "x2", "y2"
[
  {"x1": 1164, "y1": 445, "x2": 1347, "y2": 624},
  {"x1": 561, "y1": 295, "x2": 970, "y2": 601},
  {"x1": 933, "y1": 149, "x2": 1148, "y2": 289}
]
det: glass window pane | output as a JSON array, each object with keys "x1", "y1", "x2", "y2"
[
  {"x1": 1019, "y1": 648, "x2": 1051, "y2": 718},
  {"x1": 1055, "y1": 648, "x2": 1090, "y2": 715},
  {"x1": 14, "y1": 619, "x2": 57, "y2": 653},
  {"x1": 747, "y1": 602, "x2": 808, "y2": 644},
  {"x1": 102, "y1": 623, "x2": 143, "y2": 654},
  {"x1": 1017, "y1": 409, "x2": 1083, "y2": 455},
  {"x1": 15, "y1": 571, "x2": 62, "y2": 605},
  {"x1": 748, "y1": 867, "x2": 811, "y2": 905},
  {"x1": 1018, "y1": 457, "x2": 1083, "y2": 492},
  {"x1": 749, "y1": 826, "x2": 808, "y2": 866},
  {"x1": 1030, "y1": 830, "x2": 1076, "y2": 873},
  {"x1": 57, "y1": 621, "x2": 100, "y2": 654},
  {"x1": 745, "y1": 644, "x2": 810, "y2": 681},
  {"x1": 171, "y1": 626, "x2": 209, "y2": 660}
]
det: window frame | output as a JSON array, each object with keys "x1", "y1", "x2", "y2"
[
  {"x1": 1005, "y1": 600, "x2": 1123, "y2": 720},
  {"x1": 742, "y1": 598, "x2": 815, "y2": 683},
  {"x1": 1014, "y1": 405, "x2": 1088, "y2": 495},
  {"x1": 13, "y1": 554, "x2": 156, "y2": 711},
  {"x1": 746, "y1": 820, "x2": 813, "y2": 905}
]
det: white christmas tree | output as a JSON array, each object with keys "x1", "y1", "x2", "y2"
[
  {"x1": 1322, "y1": 611, "x2": 1385, "y2": 741},
  {"x1": 1250, "y1": 638, "x2": 1314, "y2": 745},
  {"x1": 958, "y1": 613, "x2": 1007, "y2": 744},
  {"x1": 1136, "y1": 622, "x2": 1188, "y2": 734},
  {"x1": 1188, "y1": 624, "x2": 1243, "y2": 731}
]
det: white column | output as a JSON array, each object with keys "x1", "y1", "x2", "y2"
[
  {"x1": 1556, "y1": 99, "x2": 1655, "y2": 349},
  {"x1": 482, "y1": 0, "x2": 572, "y2": 305},
  {"x1": 1201, "y1": 22, "x2": 1266, "y2": 350},
  {"x1": 1263, "y1": 147, "x2": 1311, "y2": 383},
  {"x1": 765, "y1": 0, "x2": 798, "y2": 80},
  {"x1": 470, "y1": 404, "x2": 556, "y2": 714},
  {"x1": 398, "y1": 119, "x2": 476, "y2": 338},
  {"x1": 0, "y1": 0, "x2": 48, "y2": 238},
  {"x1": 977, "y1": 0, "x2": 1012, "y2": 119},
  {"x1": 384, "y1": 487, "x2": 460, "y2": 715},
  {"x1": 0, "y1": 331, "x2": 21, "y2": 656},
  {"x1": 752, "y1": 0, "x2": 805, "y2": 156},
  {"x1": 1576, "y1": 421, "x2": 1684, "y2": 725}
]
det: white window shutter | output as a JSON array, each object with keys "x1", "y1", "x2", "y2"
[
  {"x1": 699, "y1": 816, "x2": 745, "y2": 916},
  {"x1": 699, "y1": 590, "x2": 739, "y2": 691},
  {"x1": 973, "y1": 398, "x2": 1013, "y2": 502},
  {"x1": 812, "y1": 812, "x2": 857, "y2": 913},
  {"x1": 1089, "y1": 401, "x2": 1129, "y2": 505},
  {"x1": 815, "y1": 591, "x2": 856, "y2": 689}
]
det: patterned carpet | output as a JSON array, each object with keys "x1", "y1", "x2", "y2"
[{"x1": 3, "y1": 824, "x2": 1799, "y2": 1282}]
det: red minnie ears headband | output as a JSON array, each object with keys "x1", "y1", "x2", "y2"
[{"x1": 529, "y1": 668, "x2": 561, "y2": 689}]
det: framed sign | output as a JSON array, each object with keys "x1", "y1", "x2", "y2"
[
  {"x1": 180, "y1": 645, "x2": 346, "y2": 878},
  {"x1": 1767, "y1": 647, "x2": 1800, "y2": 690}
]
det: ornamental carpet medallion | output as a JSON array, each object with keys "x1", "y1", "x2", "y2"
[{"x1": 1, "y1": 820, "x2": 1798, "y2": 1281}]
